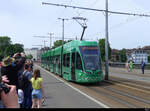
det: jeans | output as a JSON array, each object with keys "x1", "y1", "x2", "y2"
[
  {"x1": 32, "y1": 89, "x2": 42, "y2": 99},
  {"x1": 142, "y1": 68, "x2": 144, "y2": 74},
  {"x1": 22, "y1": 87, "x2": 32, "y2": 108}
]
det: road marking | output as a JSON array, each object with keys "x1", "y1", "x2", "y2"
[
  {"x1": 35, "y1": 64, "x2": 109, "y2": 108},
  {"x1": 106, "y1": 80, "x2": 150, "y2": 94}
]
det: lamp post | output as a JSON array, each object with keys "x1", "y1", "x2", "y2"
[
  {"x1": 105, "y1": 0, "x2": 109, "y2": 80},
  {"x1": 58, "y1": 18, "x2": 69, "y2": 77},
  {"x1": 47, "y1": 32, "x2": 54, "y2": 49}
]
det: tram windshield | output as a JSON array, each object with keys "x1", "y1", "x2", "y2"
[{"x1": 79, "y1": 46, "x2": 101, "y2": 71}]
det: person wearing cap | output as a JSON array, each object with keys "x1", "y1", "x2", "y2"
[{"x1": 1, "y1": 56, "x2": 19, "y2": 89}]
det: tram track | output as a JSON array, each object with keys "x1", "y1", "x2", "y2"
[
  {"x1": 70, "y1": 77, "x2": 150, "y2": 108},
  {"x1": 84, "y1": 80, "x2": 150, "y2": 108},
  {"x1": 108, "y1": 76, "x2": 150, "y2": 93},
  {"x1": 87, "y1": 85, "x2": 137, "y2": 108},
  {"x1": 103, "y1": 86, "x2": 150, "y2": 106},
  {"x1": 104, "y1": 81, "x2": 150, "y2": 102}
]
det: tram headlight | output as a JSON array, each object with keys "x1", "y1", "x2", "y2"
[{"x1": 79, "y1": 73, "x2": 82, "y2": 76}]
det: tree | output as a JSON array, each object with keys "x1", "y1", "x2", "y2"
[
  {"x1": 4, "y1": 44, "x2": 15, "y2": 57},
  {"x1": 0, "y1": 36, "x2": 12, "y2": 60},
  {"x1": 98, "y1": 38, "x2": 112, "y2": 61},
  {"x1": 13, "y1": 43, "x2": 24, "y2": 53},
  {"x1": 25, "y1": 54, "x2": 33, "y2": 59},
  {"x1": 52, "y1": 40, "x2": 63, "y2": 49},
  {"x1": 118, "y1": 49, "x2": 127, "y2": 62},
  {"x1": 4, "y1": 43, "x2": 24, "y2": 57},
  {"x1": 148, "y1": 55, "x2": 150, "y2": 63},
  {"x1": 52, "y1": 40, "x2": 72, "y2": 49},
  {"x1": 0, "y1": 36, "x2": 11, "y2": 47},
  {"x1": 0, "y1": 36, "x2": 24, "y2": 61}
]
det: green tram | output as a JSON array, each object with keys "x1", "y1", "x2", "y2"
[{"x1": 41, "y1": 40, "x2": 103, "y2": 83}]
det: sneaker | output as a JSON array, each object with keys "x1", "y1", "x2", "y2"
[{"x1": 42, "y1": 97, "x2": 45, "y2": 105}]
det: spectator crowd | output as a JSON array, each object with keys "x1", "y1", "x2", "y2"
[{"x1": 0, "y1": 52, "x2": 45, "y2": 108}]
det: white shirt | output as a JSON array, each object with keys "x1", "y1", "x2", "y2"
[{"x1": 18, "y1": 89, "x2": 24, "y2": 104}]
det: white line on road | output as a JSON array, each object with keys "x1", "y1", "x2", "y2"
[{"x1": 35, "y1": 64, "x2": 109, "y2": 108}]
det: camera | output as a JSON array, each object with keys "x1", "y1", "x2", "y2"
[
  {"x1": 15, "y1": 53, "x2": 21, "y2": 60},
  {"x1": 0, "y1": 68, "x2": 10, "y2": 95},
  {"x1": 0, "y1": 83, "x2": 10, "y2": 94}
]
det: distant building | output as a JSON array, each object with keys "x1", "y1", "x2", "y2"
[
  {"x1": 127, "y1": 49, "x2": 148, "y2": 64},
  {"x1": 111, "y1": 49, "x2": 120, "y2": 62},
  {"x1": 142, "y1": 46, "x2": 150, "y2": 55},
  {"x1": 24, "y1": 48, "x2": 41, "y2": 60},
  {"x1": 111, "y1": 46, "x2": 150, "y2": 63}
]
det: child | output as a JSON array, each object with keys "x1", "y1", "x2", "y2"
[{"x1": 30, "y1": 69, "x2": 45, "y2": 108}]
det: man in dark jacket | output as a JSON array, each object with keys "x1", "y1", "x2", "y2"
[
  {"x1": 13, "y1": 53, "x2": 26, "y2": 77},
  {"x1": 141, "y1": 60, "x2": 146, "y2": 74},
  {"x1": 21, "y1": 63, "x2": 33, "y2": 108}
]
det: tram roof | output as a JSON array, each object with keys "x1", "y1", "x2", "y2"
[{"x1": 41, "y1": 40, "x2": 98, "y2": 56}]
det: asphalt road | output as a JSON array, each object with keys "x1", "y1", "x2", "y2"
[
  {"x1": 108, "y1": 67, "x2": 150, "y2": 83},
  {"x1": 33, "y1": 64, "x2": 106, "y2": 108}
]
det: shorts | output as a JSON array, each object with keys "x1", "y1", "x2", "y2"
[{"x1": 32, "y1": 89, "x2": 42, "y2": 99}]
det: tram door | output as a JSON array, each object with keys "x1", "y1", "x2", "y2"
[{"x1": 71, "y1": 52, "x2": 76, "y2": 81}]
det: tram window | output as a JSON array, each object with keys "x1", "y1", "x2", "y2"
[
  {"x1": 63, "y1": 54, "x2": 66, "y2": 66},
  {"x1": 49, "y1": 58, "x2": 51, "y2": 64},
  {"x1": 52, "y1": 57, "x2": 54, "y2": 64},
  {"x1": 53, "y1": 57, "x2": 55, "y2": 64},
  {"x1": 51, "y1": 57, "x2": 53, "y2": 64},
  {"x1": 50, "y1": 57, "x2": 51, "y2": 64},
  {"x1": 76, "y1": 53, "x2": 83, "y2": 70},
  {"x1": 56, "y1": 56, "x2": 59, "y2": 64},
  {"x1": 57, "y1": 56, "x2": 60, "y2": 65},
  {"x1": 54, "y1": 57, "x2": 56, "y2": 64},
  {"x1": 56, "y1": 57, "x2": 58, "y2": 64},
  {"x1": 66, "y1": 53, "x2": 70, "y2": 67},
  {"x1": 46, "y1": 58, "x2": 47, "y2": 62}
]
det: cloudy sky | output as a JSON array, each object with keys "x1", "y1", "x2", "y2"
[{"x1": 0, "y1": 0, "x2": 150, "y2": 50}]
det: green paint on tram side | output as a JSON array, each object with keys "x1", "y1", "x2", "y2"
[{"x1": 41, "y1": 40, "x2": 103, "y2": 83}]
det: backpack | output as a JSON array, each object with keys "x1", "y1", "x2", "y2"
[{"x1": 18, "y1": 71, "x2": 29, "y2": 89}]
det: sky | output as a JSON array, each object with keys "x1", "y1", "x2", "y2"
[{"x1": 0, "y1": 0, "x2": 150, "y2": 50}]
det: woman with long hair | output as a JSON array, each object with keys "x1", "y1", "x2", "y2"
[{"x1": 30, "y1": 69, "x2": 45, "y2": 108}]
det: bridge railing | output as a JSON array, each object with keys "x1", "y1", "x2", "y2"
[{"x1": 104, "y1": 62, "x2": 150, "y2": 70}]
